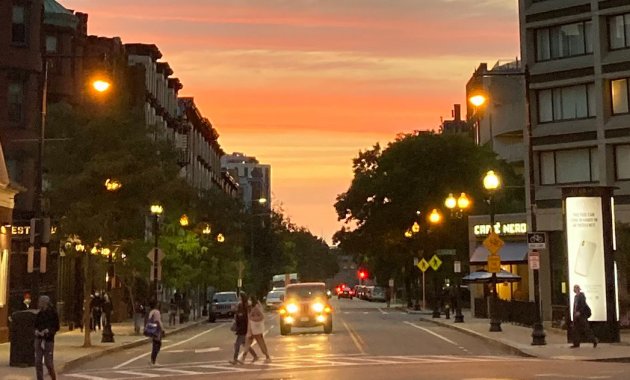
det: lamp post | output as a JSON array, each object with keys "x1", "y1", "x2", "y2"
[
  {"x1": 100, "y1": 247, "x2": 114, "y2": 343},
  {"x1": 483, "y1": 170, "x2": 502, "y2": 332},
  {"x1": 150, "y1": 204, "x2": 163, "y2": 302},
  {"x1": 444, "y1": 192, "x2": 471, "y2": 323}
]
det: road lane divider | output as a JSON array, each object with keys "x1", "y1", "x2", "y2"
[
  {"x1": 403, "y1": 321, "x2": 458, "y2": 346},
  {"x1": 341, "y1": 319, "x2": 366, "y2": 354},
  {"x1": 114, "y1": 324, "x2": 226, "y2": 369}
]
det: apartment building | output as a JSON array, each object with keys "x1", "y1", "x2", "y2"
[
  {"x1": 222, "y1": 153, "x2": 271, "y2": 209},
  {"x1": 466, "y1": 60, "x2": 527, "y2": 174},
  {"x1": 519, "y1": 0, "x2": 630, "y2": 322}
]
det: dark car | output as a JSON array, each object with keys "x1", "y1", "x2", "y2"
[
  {"x1": 338, "y1": 285, "x2": 354, "y2": 300},
  {"x1": 208, "y1": 291, "x2": 239, "y2": 323},
  {"x1": 279, "y1": 282, "x2": 333, "y2": 335}
]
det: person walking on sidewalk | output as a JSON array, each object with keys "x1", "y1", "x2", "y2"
[
  {"x1": 571, "y1": 284, "x2": 598, "y2": 348},
  {"x1": 230, "y1": 293, "x2": 258, "y2": 365},
  {"x1": 243, "y1": 295, "x2": 271, "y2": 363},
  {"x1": 34, "y1": 295, "x2": 60, "y2": 380},
  {"x1": 146, "y1": 301, "x2": 165, "y2": 365}
]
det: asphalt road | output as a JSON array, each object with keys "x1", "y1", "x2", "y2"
[{"x1": 61, "y1": 299, "x2": 628, "y2": 380}]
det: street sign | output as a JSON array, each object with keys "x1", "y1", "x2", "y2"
[
  {"x1": 454, "y1": 260, "x2": 461, "y2": 273},
  {"x1": 417, "y1": 258, "x2": 429, "y2": 273},
  {"x1": 528, "y1": 250, "x2": 540, "y2": 270},
  {"x1": 487, "y1": 254, "x2": 501, "y2": 273},
  {"x1": 147, "y1": 248, "x2": 164, "y2": 263},
  {"x1": 436, "y1": 249, "x2": 456, "y2": 256},
  {"x1": 483, "y1": 231, "x2": 504, "y2": 255},
  {"x1": 150, "y1": 264, "x2": 162, "y2": 281},
  {"x1": 527, "y1": 232, "x2": 547, "y2": 250},
  {"x1": 388, "y1": 278, "x2": 395, "y2": 287},
  {"x1": 428, "y1": 254, "x2": 443, "y2": 271},
  {"x1": 238, "y1": 278, "x2": 243, "y2": 288}
]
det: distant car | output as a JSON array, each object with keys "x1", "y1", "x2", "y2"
[
  {"x1": 356, "y1": 285, "x2": 367, "y2": 299},
  {"x1": 265, "y1": 289, "x2": 285, "y2": 310},
  {"x1": 369, "y1": 286, "x2": 387, "y2": 302},
  {"x1": 338, "y1": 286, "x2": 353, "y2": 300},
  {"x1": 209, "y1": 292, "x2": 239, "y2": 323},
  {"x1": 279, "y1": 282, "x2": 333, "y2": 335}
]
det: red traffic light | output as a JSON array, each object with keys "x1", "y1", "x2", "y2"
[{"x1": 358, "y1": 270, "x2": 367, "y2": 279}]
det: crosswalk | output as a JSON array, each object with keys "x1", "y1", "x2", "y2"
[{"x1": 63, "y1": 354, "x2": 531, "y2": 379}]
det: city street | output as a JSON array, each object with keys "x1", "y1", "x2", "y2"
[{"x1": 61, "y1": 299, "x2": 628, "y2": 380}]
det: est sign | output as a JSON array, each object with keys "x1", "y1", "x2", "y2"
[
  {"x1": 483, "y1": 231, "x2": 505, "y2": 255},
  {"x1": 487, "y1": 255, "x2": 501, "y2": 273}
]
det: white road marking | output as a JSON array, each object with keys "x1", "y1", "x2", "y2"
[
  {"x1": 403, "y1": 321, "x2": 458, "y2": 346},
  {"x1": 152, "y1": 368, "x2": 202, "y2": 375},
  {"x1": 194, "y1": 347, "x2": 221, "y2": 353},
  {"x1": 113, "y1": 324, "x2": 226, "y2": 369},
  {"x1": 296, "y1": 344, "x2": 318, "y2": 349},
  {"x1": 237, "y1": 325, "x2": 274, "y2": 361},
  {"x1": 378, "y1": 308, "x2": 389, "y2": 315},
  {"x1": 363, "y1": 311, "x2": 368, "y2": 314},
  {"x1": 115, "y1": 370, "x2": 159, "y2": 377},
  {"x1": 65, "y1": 374, "x2": 110, "y2": 380},
  {"x1": 342, "y1": 319, "x2": 366, "y2": 354}
]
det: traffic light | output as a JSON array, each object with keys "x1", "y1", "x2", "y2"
[{"x1": 358, "y1": 270, "x2": 367, "y2": 280}]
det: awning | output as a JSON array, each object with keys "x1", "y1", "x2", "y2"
[
  {"x1": 462, "y1": 270, "x2": 522, "y2": 284},
  {"x1": 470, "y1": 242, "x2": 528, "y2": 265}
]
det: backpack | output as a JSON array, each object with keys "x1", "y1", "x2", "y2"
[
  {"x1": 144, "y1": 315, "x2": 159, "y2": 337},
  {"x1": 584, "y1": 304, "x2": 592, "y2": 319}
]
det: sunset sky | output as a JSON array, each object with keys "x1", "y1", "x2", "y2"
[{"x1": 63, "y1": 0, "x2": 519, "y2": 242}]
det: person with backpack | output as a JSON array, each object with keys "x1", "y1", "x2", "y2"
[
  {"x1": 145, "y1": 301, "x2": 165, "y2": 365},
  {"x1": 571, "y1": 284, "x2": 598, "y2": 348},
  {"x1": 229, "y1": 293, "x2": 258, "y2": 365},
  {"x1": 242, "y1": 295, "x2": 271, "y2": 363}
]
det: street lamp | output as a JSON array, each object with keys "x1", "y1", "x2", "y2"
[
  {"x1": 216, "y1": 233, "x2": 225, "y2": 243},
  {"x1": 428, "y1": 209, "x2": 443, "y2": 225},
  {"x1": 92, "y1": 79, "x2": 112, "y2": 93},
  {"x1": 202, "y1": 224, "x2": 211, "y2": 235},
  {"x1": 411, "y1": 222, "x2": 421, "y2": 234},
  {"x1": 150, "y1": 204, "x2": 163, "y2": 302},
  {"x1": 483, "y1": 170, "x2": 502, "y2": 332},
  {"x1": 104, "y1": 179, "x2": 122, "y2": 192},
  {"x1": 100, "y1": 246, "x2": 115, "y2": 343},
  {"x1": 179, "y1": 214, "x2": 189, "y2": 227},
  {"x1": 469, "y1": 94, "x2": 486, "y2": 107},
  {"x1": 444, "y1": 192, "x2": 471, "y2": 323}
]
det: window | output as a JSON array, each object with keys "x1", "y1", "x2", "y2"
[
  {"x1": 45, "y1": 36, "x2": 58, "y2": 53},
  {"x1": 611, "y1": 78, "x2": 630, "y2": 114},
  {"x1": 540, "y1": 148, "x2": 598, "y2": 185},
  {"x1": 536, "y1": 21, "x2": 593, "y2": 61},
  {"x1": 609, "y1": 13, "x2": 630, "y2": 50},
  {"x1": 11, "y1": 5, "x2": 27, "y2": 45},
  {"x1": 616, "y1": 145, "x2": 630, "y2": 180},
  {"x1": 7, "y1": 81, "x2": 24, "y2": 123},
  {"x1": 537, "y1": 84, "x2": 596, "y2": 122}
]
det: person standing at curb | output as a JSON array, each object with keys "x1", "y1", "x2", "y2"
[
  {"x1": 34, "y1": 295, "x2": 60, "y2": 380},
  {"x1": 230, "y1": 293, "x2": 258, "y2": 365},
  {"x1": 146, "y1": 301, "x2": 165, "y2": 365},
  {"x1": 243, "y1": 295, "x2": 271, "y2": 363},
  {"x1": 571, "y1": 284, "x2": 598, "y2": 348}
]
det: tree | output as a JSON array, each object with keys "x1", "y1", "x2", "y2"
[{"x1": 334, "y1": 132, "x2": 523, "y2": 295}]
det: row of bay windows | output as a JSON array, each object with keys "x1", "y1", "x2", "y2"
[
  {"x1": 535, "y1": 13, "x2": 630, "y2": 62},
  {"x1": 537, "y1": 78, "x2": 630, "y2": 123},
  {"x1": 539, "y1": 145, "x2": 630, "y2": 185}
]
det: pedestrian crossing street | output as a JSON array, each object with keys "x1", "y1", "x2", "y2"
[{"x1": 63, "y1": 354, "x2": 532, "y2": 379}]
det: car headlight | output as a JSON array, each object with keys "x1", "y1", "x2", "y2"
[
  {"x1": 312, "y1": 302, "x2": 325, "y2": 313},
  {"x1": 286, "y1": 303, "x2": 299, "y2": 314}
]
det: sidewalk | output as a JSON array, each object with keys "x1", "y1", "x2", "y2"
[
  {"x1": 0, "y1": 317, "x2": 206, "y2": 379},
  {"x1": 419, "y1": 310, "x2": 630, "y2": 361}
]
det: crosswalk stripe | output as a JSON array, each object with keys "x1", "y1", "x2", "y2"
[
  {"x1": 115, "y1": 370, "x2": 160, "y2": 378},
  {"x1": 151, "y1": 368, "x2": 203, "y2": 375},
  {"x1": 65, "y1": 374, "x2": 111, "y2": 380}
]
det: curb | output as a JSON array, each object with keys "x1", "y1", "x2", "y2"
[
  {"x1": 418, "y1": 316, "x2": 533, "y2": 358},
  {"x1": 59, "y1": 319, "x2": 207, "y2": 374}
]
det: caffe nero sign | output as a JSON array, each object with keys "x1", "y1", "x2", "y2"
[{"x1": 473, "y1": 222, "x2": 527, "y2": 237}]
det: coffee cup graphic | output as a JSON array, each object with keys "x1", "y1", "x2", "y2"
[{"x1": 574, "y1": 240, "x2": 596, "y2": 277}]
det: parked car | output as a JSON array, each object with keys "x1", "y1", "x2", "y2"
[
  {"x1": 338, "y1": 286, "x2": 354, "y2": 300},
  {"x1": 279, "y1": 282, "x2": 333, "y2": 335},
  {"x1": 369, "y1": 286, "x2": 387, "y2": 302},
  {"x1": 208, "y1": 291, "x2": 239, "y2": 323},
  {"x1": 265, "y1": 289, "x2": 285, "y2": 310}
]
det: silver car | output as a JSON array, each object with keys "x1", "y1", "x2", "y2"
[
  {"x1": 209, "y1": 292, "x2": 239, "y2": 322},
  {"x1": 265, "y1": 289, "x2": 285, "y2": 310}
]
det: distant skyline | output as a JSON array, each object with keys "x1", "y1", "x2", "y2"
[{"x1": 63, "y1": 0, "x2": 520, "y2": 241}]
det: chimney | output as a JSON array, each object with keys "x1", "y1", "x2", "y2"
[{"x1": 453, "y1": 104, "x2": 461, "y2": 121}]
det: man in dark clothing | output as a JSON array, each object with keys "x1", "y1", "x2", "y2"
[
  {"x1": 230, "y1": 293, "x2": 258, "y2": 365},
  {"x1": 571, "y1": 284, "x2": 598, "y2": 348},
  {"x1": 34, "y1": 295, "x2": 60, "y2": 380}
]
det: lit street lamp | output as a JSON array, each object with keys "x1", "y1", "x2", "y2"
[
  {"x1": 444, "y1": 192, "x2": 471, "y2": 323},
  {"x1": 104, "y1": 179, "x2": 122, "y2": 192},
  {"x1": 216, "y1": 233, "x2": 225, "y2": 243},
  {"x1": 179, "y1": 214, "x2": 189, "y2": 227},
  {"x1": 150, "y1": 204, "x2": 163, "y2": 302},
  {"x1": 483, "y1": 170, "x2": 502, "y2": 332}
]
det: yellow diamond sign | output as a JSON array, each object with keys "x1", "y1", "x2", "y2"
[
  {"x1": 417, "y1": 258, "x2": 429, "y2": 273},
  {"x1": 428, "y1": 255, "x2": 442, "y2": 271},
  {"x1": 483, "y1": 231, "x2": 505, "y2": 255}
]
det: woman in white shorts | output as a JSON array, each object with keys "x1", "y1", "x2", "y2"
[{"x1": 243, "y1": 295, "x2": 271, "y2": 363}]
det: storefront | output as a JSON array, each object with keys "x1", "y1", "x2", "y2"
[
  {"x1": 0, "y1": 143, "x2": 20, "y2": 342},
  {"x1": 468, "y1": 213, "x2": 530, "y2": 319}
]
